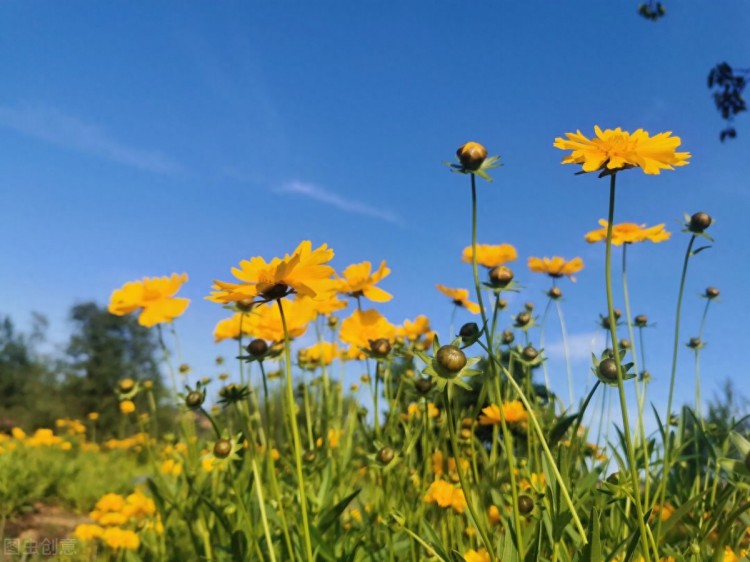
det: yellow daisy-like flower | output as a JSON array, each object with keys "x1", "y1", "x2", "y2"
[
  {"x1": 396, "y1": 315, "x2": 432, "y2": 341},
  {"x1": 436, "y1": 285, "x2": 480, "y2": 314},
  {"x1": 109, "y1": 273, "x2": 190, "y2": 328},
  {"x1": 208, "y1": 241, "x2": 335, "y2": 304},
  {"x1": 336, "y1": 260, "x2": 392, "y2": 303},
  {"x1": 584, "y1": 220, "x2": 671, "y2": 246},
  {"x1": 527, "y1": 256, "x2": 584, "y2": 280},
  {"x1": 212, "y1": 313, "x2": 253, "y2": 343},
  {"x1": 101, "y1": 527, "x2": 140, "y2": 550},
  {"x1": 464, "y1": 549, "x2": 492, "y2": 562},
  {"x1": 119, "y1": 400, "x2": 136, "y2": 415},
  {"x1": 554, "y1": 126, "x2": 690, "y2": 175},
  {"x1": 723, "y1": 546, "x2": 739, "y2": 562},
  {"x1": 479, "y1": 401, "x2": 528, "y2": 425},
  {"x1": 424, "y1": 479, "x2": 467, "y2": 513},
  {"x1": 73, "y1": 524, "x2": 104, "y2": 542},
  {"x1": 244, "y1": 298, "x2": 317, "y2": 343},
  {"x1": 461, "y1": 243, "x2": 517, "y2": 268},
  {"x1": 339, "y1": 309, "x2": 396, "y2": 360},
  {"x1": 298, "y1": 341, "x2": 340, "y2": 367},
  {"x1": 308, "y1": 291, "x2": 348, "y2": 316}
]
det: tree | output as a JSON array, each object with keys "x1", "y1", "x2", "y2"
[{"x1": 63, "y1": 302, "x2": 165, "y2": 431}]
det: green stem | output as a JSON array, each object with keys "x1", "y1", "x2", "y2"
[
  {"x1": 252, "y1": 458, "x2": 278, "y2": 562},
  {"x1": 622, "y1": 243, "x2": 650, "y2": 505},
  {"x1": 603, "y1": 173, "x2": 652, "y2": 562},
  {"x1": 655, "y1": 234, "x2": 696, "y2": 545},
  {"x1": 276, "y1": 298, "x2": 315, "y2": 562},
  {"x1": 478, "y1": 340, "x2": 587, "y2": 544},
  {"x1": 443, "y1": 385, "x2": 496, "y2": 560},
  {"x1": 554, "y1": 297, "x2": 575, "y2": 407}
]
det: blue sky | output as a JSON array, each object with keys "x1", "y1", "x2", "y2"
[{"x1": 1, "y1": 2, "x2": 749, "y2": 422}]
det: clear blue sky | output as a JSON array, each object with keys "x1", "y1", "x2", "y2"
[{"x1": 2, "y1": 2, "x2": 749, "y2": 421}]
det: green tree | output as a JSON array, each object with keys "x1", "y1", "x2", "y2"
[{"x1": 63, "y1": 302, "x2": 167, "y2": 433}]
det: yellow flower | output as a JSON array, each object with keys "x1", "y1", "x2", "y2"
[
  {"x1": 101, "y1": 527, "x2": 140, "y2": 550},
  {"x1": 109, "y1": 273, "x2": 190, "y2": 327},
  {"x1": 160, "y1": 458, "x2": 183, "y2": 476},
  {"x1": 119, "y1": 400, "x2": 136, "y2": 415},
  {"x1": 87, "y1": 412, "x2": 99, "y2": 421},
  {"x1": 487, "y1": 505, "x2": 502, "y2": 525},
  {"x1": 479, "y1": 402, "x2": 528, "y2": 425},
  {"x1": 464, "y1": 549, "x2": 492, "y2": 562},
  {"x1": 336, "y1": 260, "x2": 392, "y2": 302},
  {"x1": 424, "y1": 479, "x2": 467, "y2": 513},
  {"x1": 457, "y1": 142, "x2": 488, "y2": 171},
  {"x1": 94, "y1": 493, "x2": 126, "y2": 513},
  {"x1": 584, "y1": 220, "x2": 671, "y2": 245},
  {"x1": 462, "y1": 243, "x2": 517, "y2": 268},
  {"x1": 527, "y1": 256, "x2": 584, "y2": 280},
  {"x1": 308, "y1": 291, "x2": 348, "y2": 316},
  {"x1": 244, "y1": 298, "x2": 317, "y2": 342},
  {"x1": 299, "y1": 342, "x2": 340, "y2": 368},
  {"x1": 72, "y1": 524, "x2": 104, "y2": 541},
  {"x1": 554, "y1": 126, "x2": 690, "y2": 175},
  {"x1": 11, "y1": 427, "x2": 26, "y2": 440},
  {"x1": 396, "y1": 315, "x2": 432, "y2": 341},
  {"x1": 328, "y1": 428, "x2": 343, "y2": 449},
  {"x1": 208, "y1": 241, "x2": 335, "y2": 304},
  {"x1": 213, "y1": 313, "x2": 253, "y2": 342},
  {"x1": 723, "y1": 546, "x2": 739, "y2": 562},
  {"x1": 122, "y1": 490, "x2": 156, "y2": 519},
  {"x1": 436, "y1": 285, "x2": 480, "y2": 314},
  {"x1": 339, "y1": 309, "x2": 396, "y2": 360}
]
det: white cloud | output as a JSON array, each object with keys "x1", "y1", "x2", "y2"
[
  {"x1": 277, "y1": 181, "x2": 402, "y2": 225},
  {"x1": 545, "y1": 330, "x2": 605, "y2": 362},
  {"x1": 0, "y1": 104, "x2": 183, "y2": 174}
]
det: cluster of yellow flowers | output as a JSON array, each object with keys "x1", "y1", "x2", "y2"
[
  {"x1": 0, "y1": 427, "x2": 73, "y2": 452},
  {"x1": 54, "y1": 418, "x2": 86, "y2": 435},
  {"x1": 424, "y1": 479, "x2": 467, "y2": 514},
  {"x1": 103, "y1": 432, "x2": 150, "y2": 450},
  {"x1": 73, "y1": 489, "x2": 161, "y2": 551}
]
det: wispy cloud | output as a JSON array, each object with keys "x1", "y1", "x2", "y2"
[
  {"x1": 0, "y1": 104, "x2": 183, "y2": 174},
  {"x1": 545, "y1": 331, "x2": 604, "y2": 362},
  {"x1": 277, "y1": 181, "x2": 402, "y2": 224}
]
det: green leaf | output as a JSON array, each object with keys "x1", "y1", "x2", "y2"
[
  {"x1": 317, "y1": 488, "x2": 361, "y2": 534},
  {"x1": 548, "y1": 414, "x2": 579, "y2": 447},
  {"x1": 580, "y1": 507, "x2": 602, "y2": 562}
]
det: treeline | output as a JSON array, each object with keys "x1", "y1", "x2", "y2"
[{"x1": 0, "y1": 302, "x2": 172, "y2": 436}]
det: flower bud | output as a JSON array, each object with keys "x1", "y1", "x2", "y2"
[
  {"x1": 327, "y1": 316, "x2": 339, "y2": 328},
  {"x1": 415, "y1": 378, "x2": 433, "y2": 395},
  {"x1": 705, "y1": 287, "x2": 719, "y2": 299},
  {"x1": 460, "y1": 428, "x2": 472, "y2": 440},
  {"x1": 524, "y1": 302, "x2": 534, "y2": 312},
  {"x1": 635, "y1": 314, "x2": 648, "y2": 327},
  {"x1": 598, "y1": 358, "x2": 619, "y2": 382},
  {"x1": 436, "y1": 346, "x2": 467, "y2": 374},
  {"x1": 377, "y1": 447, "x2": 395, "y2": 465},
  {"x1": 247, "y1": 339, "x2": 269, "y2": 357},
  {"x1": 456, "y1": 141, "x2": 488, "y2": 171},
  {"x1": 497, "y1": 299, "x2": 508, "y2": 310},
  {"x1": 548, "y1": 287, "x2": 562, "y2": 300},
  {"x1": 689, "y1": 212, "x2": 712, "y2": 233},
  {"x1": 489, "y1": 266, "x2": 514, "y2": 287},
  {"x1": 518, "y1": 495, "x2": 534, "y2": 515},
  {"x1": 515, "y1": 311, "x2": 531, "y2": 327},
  {"x1": 213, "y1": 439, "x2": 233, "y2": 459},
  {"x1": 619, "y1": 339, "x2": 631, "y2": 350},
  {"x1": 303, "y1": 450, "x2": 317, "y2": 463},
  {"x1": 179, "y1": 364, "x2": 191, "y2": 374},
  {"x1": 459, "y1": 322, "x2": 479, "y2": 342},
  {"x1": 522, "y1": 345, "x2": 539, "y2": 361},
  {"x1": 687, "y1": 337, "x2": 702, "y2": 349},
  {"x1": 369, "y1": 338, "x2": 392, "y2": 357},
  {"x1": 501, "y1": 330, "x2": 515, "y2": 345},
  {"x1": 185, "y1": 391, "x2": 204, "y2": 410}
]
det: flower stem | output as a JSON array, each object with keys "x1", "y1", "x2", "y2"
[
  {"x1": 603, "y1": 173, "x2": 653, "y2": 562},
  {"x1": 276, "y1": 298, "x2": 314, "y2": 562},
  {"x1": 468, "y1": 172, "x2": 524, "y2": 554},
  {"x1": 443, "y1": 385, "x2": 496, "y2": 560},
  {"x1": 655, "y1": 234, "x2": 695, "y2": 546}
]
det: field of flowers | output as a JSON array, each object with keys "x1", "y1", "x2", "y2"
[{"x1": 2, "y1": 129, "x2": 747, "y2": 562}]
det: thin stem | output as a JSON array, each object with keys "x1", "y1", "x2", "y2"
[
  {"x1": 276, "y1": 298, "x2": 314, "y2": 562},
  {"x1": 622, "y1": 243, "x2": 650, "y2": 504},
  {"x1": 554, "y1": 298, "x2": 575, "y2": 407},
  {"x1": 603, "y1": 173, "x2": 653, "y2": 562},
  {"x1": 443, "y1": 385, "x2": 496, "y2": 560},
  {"x1": 655, "y1": 234, "x2": 696, "y2": 545},
  {"x1": 252, "y1": 458, "x2": 278, "y2": 562}
]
